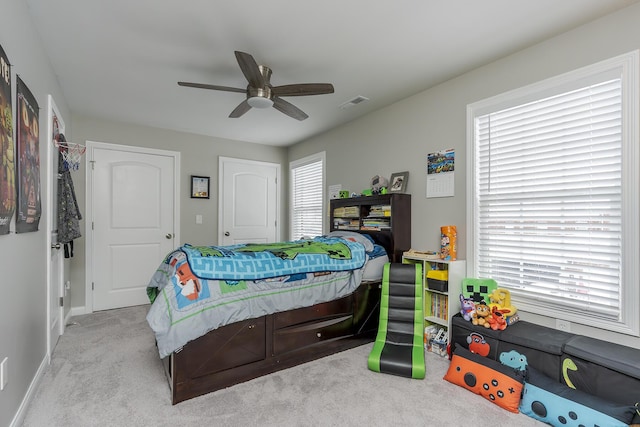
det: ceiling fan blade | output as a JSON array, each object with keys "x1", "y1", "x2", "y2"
[
  {"x1": 272, "y1": 83, "x2": 335, "y2": 97},
  {"x1": 178, "y1": 81, "x2": 246, "y2": 93},
  {"x1": 229, "y1": 99, "x2": 252, "y2": 118},
  {"x1": 235, "y1": 51, "x2": 265, "y2": 88},
  {"x1": 273, "y1": 97, "x2": 308, "y2": 121}
]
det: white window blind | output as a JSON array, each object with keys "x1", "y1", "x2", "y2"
[
  {"x1": 290, "y1": 153, "x2": 324, "y2": 240},
  {"x1": 474, "y1": 78, "x2": 629, "y2": 321}
]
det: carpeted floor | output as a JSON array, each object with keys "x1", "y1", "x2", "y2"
[{"x1": 22, "y1": 305, "x2": 542, "y2": 426}]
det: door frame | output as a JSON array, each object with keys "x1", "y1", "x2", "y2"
[
  {"x1": 85, "y1": 141, "x2": 180, "y2": 313},
  {"x1": 45, "y1": 94, "x2": 65, "y2": 361},
  {"x1": 218, "y1": 156, "x2": 281, "y2": 244}
]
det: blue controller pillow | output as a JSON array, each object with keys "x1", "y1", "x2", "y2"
[{"x1": 520, "y1": 366, "x2": 636, "y2": 426}]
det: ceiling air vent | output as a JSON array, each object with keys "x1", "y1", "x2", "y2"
[{"x1": 339, "y1": 96, "x2": 369, "y2": 109}]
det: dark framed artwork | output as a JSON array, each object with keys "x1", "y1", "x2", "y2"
[
  {"x1": 15, "y1": 77, "x2": 41, "y2": 233},
  {"x1": 191, "y1": 175, "x2": 210, "y2": 199},
  {"x1": 0, "y1": 44, "x2": 15, "y2": 235},
  {"x1": 389, "y1": 171, "x2": 409, "y2": 193}
]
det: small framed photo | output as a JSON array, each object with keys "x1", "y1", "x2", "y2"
[
  {"x1": 190, "y1": 175, "x2": 210, "y2": 199},
  {"x1": 389, "y1": 171, "x2": 409, "y2": 193}
]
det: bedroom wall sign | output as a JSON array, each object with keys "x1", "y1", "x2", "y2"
[
  {"x1": 15, "y1": 77, "x2": 41, "y2": 233},
  {"x1": 0, "y1": 44, "x2": 15, "y2": 235},
  {"x1": 190, "y1": 175, "x2": 210, "y2": 199}
]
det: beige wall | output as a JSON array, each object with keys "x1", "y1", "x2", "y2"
[
  {"x1": 68, "y1": 115, "x2": 287, "y2": 309},
  {"x1": 289, "y1": 2, "x2": 640, "y2": 349}
]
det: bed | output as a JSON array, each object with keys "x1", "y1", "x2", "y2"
[{"x1": 146, "y1": 231, "x2": 390, "y2": 404}]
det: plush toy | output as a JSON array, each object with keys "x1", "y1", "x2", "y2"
[
  {"x1": 487, "y1": 305, "x2": 509, "y2": 331},
  {"x1": 488, "y1": 288, "x2": 517, "y2": 317},
  {"x1": 471, "y1": 301, "x2": 491, "y2": 328},
  {"x1": 460, "y1": 294, "x2": 476, "y2": 321}
]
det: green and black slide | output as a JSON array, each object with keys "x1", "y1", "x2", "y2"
[{"x1": 368, "y1": 263, "x2": 425, "y2": 379}]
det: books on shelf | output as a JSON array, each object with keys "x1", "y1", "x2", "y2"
[
  {"x1": 333, "y1": 218, "x2": 360, "y2": 230},
  {"x1": 368, "y1": 204, "x2": 391, "y2": 217},
  {"x1": 333, "y1": 206, "x2": 359, "y2": 217},
  {"x1": 430, "y1": 292, "x2": 449, "y2": 321},
  {"x1": 361, "y1": 218, "x2": 390, "y2": 231}
]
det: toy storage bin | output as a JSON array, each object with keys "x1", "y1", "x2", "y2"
[
  {"x1": 450, "y1": 314, "x2": 575, "y2": 381},
  {"x1": 450, "y1": 313, "x2": 504, "y2": 359},
  {"x1": 561, "y1": 335, "x2": 640, "y2": 422},
  {"x1": 498, "y1": 321, "x2": 574, "y2": 382},
  {"x1": 426, "y1": 270, "x2": 448, "y2": 292}
]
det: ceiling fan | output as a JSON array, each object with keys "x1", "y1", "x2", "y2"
[{"x1": 178, "y1": 51, "x2": 335, "y2": 121}]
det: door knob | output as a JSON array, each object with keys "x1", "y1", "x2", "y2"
[
  {"x1": 224, "y1": 232, "x2": 230, "y2": 236},
  {"x1": 165, "y1": 233, "x2": 173, "y2": 239},
  {"x1": 51, "y1": 243, "x2": 61, "y2": 250}
]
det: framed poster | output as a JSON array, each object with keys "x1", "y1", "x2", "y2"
[
  {"x1": 0, "y1": 44, "x2": 14, "y2": 235},
  {"x1": 191, "y1": 175, "x2": 210, "y2": 199},
  {"x1": 15, "y1": 77, "x2": 41, "y2": 233}
]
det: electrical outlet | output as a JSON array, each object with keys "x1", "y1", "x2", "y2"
[
  {"x1": 1, "y1": 357, "x2": 7, "y2": 390},
  {"x1": 556, "y1": 319, "x2": 571, "y2": 332}
]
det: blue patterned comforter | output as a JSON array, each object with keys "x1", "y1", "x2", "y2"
[{"x1": 146, "y1": 237, "x2": 368, "y2": 357}]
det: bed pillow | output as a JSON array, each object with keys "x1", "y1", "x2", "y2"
[
  {"x1": 361, "y1": 252, "x2": 389, "y2": 281},
  {"x1": 444, "y1": 346, "x2": 525, "y2": 413},
  {"x1": 520, "y1": 367, "x2": 636, "y2": 426},
  {"x1": 326, "y1": 231, "x2": 374, "y2": 252}
]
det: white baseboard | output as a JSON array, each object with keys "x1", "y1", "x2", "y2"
[
  {"x1": 9, "y1": 355, "x2": 48, "y2": 427},
  {"x1": 69, "y1": 306, "x2": 87, "y2": 317},
  {"x1": 64, "y1": 307, "x2": 74, "y2": 325}
]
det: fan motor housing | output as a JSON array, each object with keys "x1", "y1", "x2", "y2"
[{"x1": 247, "y1": 86, "x2": 273, "y2": 108}]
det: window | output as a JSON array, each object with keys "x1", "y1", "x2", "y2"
[
  {"x1": 290, "y1": 152, "x2": 325, "y2": 240},
  {"x1": 467, "y1": 51, "x2": 639, "y2": 335}
]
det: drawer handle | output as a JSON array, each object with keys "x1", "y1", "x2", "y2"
[
  {"x1": 316, "y1": 332, "x2": 322, "y2": 338},
  {"x1": 248, "y1": 324, "x2": 255, "y2": 329}
]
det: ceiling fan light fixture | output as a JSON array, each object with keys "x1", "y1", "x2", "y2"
[
  {"x1": 247, "y1": 96, "x2": 274, "y2": 109},
  {"x1": 179, "y1": 51, "x2": 333, "y2": 120}
]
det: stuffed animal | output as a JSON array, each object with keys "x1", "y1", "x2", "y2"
[
  {"x1": 471, "y1": 301, "x2": 491, "y2": 328},
  {"x1": 488, "y1": 288, "x2": 517, "y2": 317},
  {"x1": 460, "y1": 294, "x2": 476, "y2": 321},
  {"x1": 487, "y1": 305, "x2": 509, "y2": 331}
]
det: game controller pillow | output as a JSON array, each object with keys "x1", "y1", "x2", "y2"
[
  {"x1": 444, "y1": 346, "x2": 525, "y2": 413},
  {"x1": 520, "y1": 366, "x2": 636, "y2": 426}
]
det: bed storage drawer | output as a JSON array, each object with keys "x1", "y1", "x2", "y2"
[
  {"x1": 173, "y1": 316, "x2": 266, "y2": 382},
  {"x1": 272, "y1": 312, "x2": 354, "y2": 355},
  {"x1": 273, "y1": 293, "x2": 353, "y2": 329}
]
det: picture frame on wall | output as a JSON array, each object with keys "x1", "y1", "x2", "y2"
[
  {"x1": 190, "y1": 175, "x2": 210, "y2": 199},
  {"x1": 389, "y1": 171, "x2": 409, "y2": 193}
]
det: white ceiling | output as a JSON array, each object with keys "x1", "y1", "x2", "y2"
[{"x1": 25, "y1": 0, "x2": 640, "y2": 147}]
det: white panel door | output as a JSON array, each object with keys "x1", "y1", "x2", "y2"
[
  {"x1": 46, "y1": 95, "x2": 64, "y2": 359},
  {"x1": 91, "y1": 145, "x2": 177, "y2": 311},
  {"x1": 219, "y1": 157, "x2": 278, "y2": 245}
]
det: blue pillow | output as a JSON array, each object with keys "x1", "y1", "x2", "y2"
[{"x1": 520, "y1": 367, "x2": 636, "y2": 426}]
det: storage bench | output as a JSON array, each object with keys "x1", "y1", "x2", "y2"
[
  {"x1": 451, "y1": 313, "x2": 573, "y2": 381},
  {"x1": 562, "y1": 335, "x2": 640, "y2": 412},
  {"x1": 450, "y1": 313, "x2": 640, "y2": 424}
]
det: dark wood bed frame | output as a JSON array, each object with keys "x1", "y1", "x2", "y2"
[
  {"x1": 162, "y1": 280, "x2": 381, "y2": 404},
  {"x1": 158, "y1": 227, "x2": 407, "y2": 404}
]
